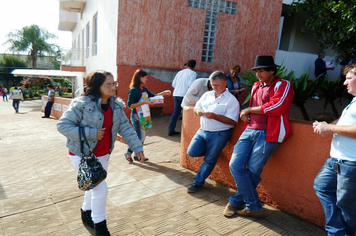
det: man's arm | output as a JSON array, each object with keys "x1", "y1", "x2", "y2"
[
  {"x1": 203, "y1": 112, "x2": 237, "y2": 125},
  {"x1": 313, "y1": 122, "x2": 356, "y2": 139}
]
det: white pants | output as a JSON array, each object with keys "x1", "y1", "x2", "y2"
[{"x1": 70, "y1": 154, "x2": 110, "y2": 224}]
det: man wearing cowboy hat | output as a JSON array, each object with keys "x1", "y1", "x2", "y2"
[{"x1": 223, "y1": 55, "x2": 294, "y2": 218}]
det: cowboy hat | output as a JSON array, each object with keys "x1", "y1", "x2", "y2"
[{"x1": 250, "y1": 55, "x2": 279, "y2": 70}]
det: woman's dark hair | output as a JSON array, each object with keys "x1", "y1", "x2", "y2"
[
  {"x1": 130, "y1": 69, "x2": 148, "y2": 88},
  {"x1": 83, "y1": 70, "x2": 113, "y2": 99}
]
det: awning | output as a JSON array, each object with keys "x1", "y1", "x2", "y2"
[{"x1": 11, "y1": 69, "x2": 77, "y2": 78}]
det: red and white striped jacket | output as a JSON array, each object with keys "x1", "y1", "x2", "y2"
[{"x1": 246, "y1": 77, "x2": 294, "y2": 143}]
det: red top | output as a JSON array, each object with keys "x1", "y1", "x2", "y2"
[
  {"x1": 247, "y1": 84, "x2": 270, "y2": 130},
  {"x1": 243, "y1": 77, "x2": 294, "y2": 143},
  {"x1": 69, "y1": 105, "x2": 113, "y2": 157}
]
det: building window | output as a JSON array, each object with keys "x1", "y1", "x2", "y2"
[
  {"x1": 187, "y1": 0, "x2": 237, "y2": 62},
  {"x1": 77, "y1": 34, "x2": 80, "y2": 62},
  {"x1": 93, "y1": 13, "x2": 98, "y2": 56},
  {"x1": 86, "y1": 23, "x2": 90, "y2": 58},
  {"x1": 82, "y1": 29, "x2": 85, "y2": 60},
  {"x1": 72, "y1": 39, "x2": 76, "y2": 61}
]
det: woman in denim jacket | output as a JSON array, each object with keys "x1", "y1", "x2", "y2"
[{"x1": 57, "y1": 70, "x2": 146, "y2": 236}]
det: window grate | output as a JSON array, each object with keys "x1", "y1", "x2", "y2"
[{"x1": 188, "y1": 0, "x2": 237, "y2": 62}]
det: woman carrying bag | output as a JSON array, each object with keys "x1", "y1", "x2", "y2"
[
  {"x1": 57, "y1": 70, "x2": 147, "y2": 236},
  {"x1": 124, "y1": 69, "x2": 171, "y2": 163}
]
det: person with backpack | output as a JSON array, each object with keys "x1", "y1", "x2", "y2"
[{"x1": 9, "y1": 87, "x2": 24, "y2": 113}]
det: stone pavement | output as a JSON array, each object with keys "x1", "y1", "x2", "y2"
[{"x1": 0, "y1": 100, "x2": 326, "y2": 235}]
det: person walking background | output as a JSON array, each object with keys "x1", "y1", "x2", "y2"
[
  {"x1": 168, "y1": 59, "x2": 197, "y2": 136},
  {"x1": 42, "y1": 84, "x2": 55, "y2": 118},
  {"x1": 313, "y1": 51, "x2": 334, "y2": 99},
  {"x1": 9, "y1": 87, "x2": 23, "y2": 113},
  {"x1": 1, "y1": 85, "x2": 8, "y2": 102},
  {"x1": 57, "y1": 70, "x2": 148, "y2": 236},
  {"x1": 125, "y1": 69, "x2": 171, "y2": 163},
  {"x1": 313, "y1": 63, "x2": 356, "y2": 236}
]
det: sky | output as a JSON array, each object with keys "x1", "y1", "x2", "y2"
[{"x1": 0, "y1": 0, "x2": 72, "y2": 54}]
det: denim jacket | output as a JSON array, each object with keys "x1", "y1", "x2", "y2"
[{"x1": 57, "y1": 95, "x2": 143, "y2": 156}]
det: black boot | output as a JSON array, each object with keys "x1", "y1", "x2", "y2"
[
  {"x1": 81, "y1": 209, "x2": 94, "y2": 228},
  {"x1": 94, "y1": 220, "x2": 111, "y2": 236}
]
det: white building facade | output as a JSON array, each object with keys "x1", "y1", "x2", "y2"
[
  {"x1": 275, "y1": 0, "x2": 341, "y2": 81},
  {"x1": 58, "y1": 0, "x2": 118, "y2": 96}
]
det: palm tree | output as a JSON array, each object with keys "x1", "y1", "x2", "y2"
[{"x1": 4, "y1": 24, "x2": 58, "y2": 69}]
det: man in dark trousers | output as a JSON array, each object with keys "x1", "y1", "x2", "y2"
[
  {"x1": 168, "y1": 60, "x2": 197, "y2": 136},
  {"x1": 42, "y1": 84, "x2": 55, "y2": 118},
  {"x1": 313, "y1": 51, "x2": 334, "y2": 99},
  {"x1": 224, "y1": 55, "x2": 294, "y2": 218}
]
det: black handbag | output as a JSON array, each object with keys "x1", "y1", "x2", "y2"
[{"x1": 77, "y1": 127, "x2": 107, "y2": 191}]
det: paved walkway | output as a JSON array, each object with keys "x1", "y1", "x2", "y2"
[{"x1": 0, "y1": 100, "x2": 325, "y2": 235}]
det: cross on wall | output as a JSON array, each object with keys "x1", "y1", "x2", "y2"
[{"x1": 187, "y1": 0, "x2": 237, "y2": 63}]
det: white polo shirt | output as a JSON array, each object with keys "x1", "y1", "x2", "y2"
[
  {"x1": 195, "y1": 89, "x2": 239, "y2": 132},
  {"x1": 172, "y1": 68, "x2": 197, "y2": 97},
  {"x1": 330, "y1": 97, "x2": 356, "y2": 161}
]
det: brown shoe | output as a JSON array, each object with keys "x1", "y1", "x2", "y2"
[
  {"x1": 223, "y1": 203, "x2": 242, "y2": 217},
  {"x1": 237, "y1": 208, "x2": 265, "y2": 218}
]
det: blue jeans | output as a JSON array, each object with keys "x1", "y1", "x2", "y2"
[
  {"x1": 44, "y1": 101, "x2": 54, "y2": 117},
  {"x1": 229, "y1": 129, "x2": 279, "y2": 211},
  {"x1": 187, "y1": 128, "x2": 232, "y2": 186},
  {"x1": 168, "y1": 96, "x2": 183, "y2": 133},
  {"x1": 12, "y1": 99, "x2": 20, "y2": 111},
  {"x1": 126, "y1": 112, "x2": 147, "y2": 155},
  {"x1": 314, "y1": 157, "x2": 356, "y2": 236}
]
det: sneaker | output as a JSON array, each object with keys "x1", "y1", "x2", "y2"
[
  {"x1": 187, "y1": 183, "x2": 202, "y2": 193},
  {"x1": 168, "y1": 130, "x2": 180, "y2": 136},
  {"x1": 223, "y1": 203, "x2": 243, "y2": 217},
  {"x1": 237, "y1": 208, "x2": 265, "y2": 218},
  {"x1": 81, "y1": 209, "x2": 94, "y2": 228},
  {"x1": 312, "y1": 95, "x2": 320, "y2": 100}
]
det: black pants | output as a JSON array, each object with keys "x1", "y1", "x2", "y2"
[{"x1": 44, "y1": 101, "x2": 54, "y2": 117}]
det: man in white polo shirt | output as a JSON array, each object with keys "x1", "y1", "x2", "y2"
[
  {"x1": 313, "y1": 63, "x2": 356, "y2": 236},
  {"x1": 168, "y1": 60, "x2": 197, "y2": 136},
  {"x1": 187, "y1": 71, "x2": 239, "y2": 193}
]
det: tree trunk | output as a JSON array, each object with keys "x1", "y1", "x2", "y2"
[
  {"x1": 329, "y1": 100, "x2": 339, "y2": 119},
  {"x1": 298, "y1": 104, "x2": 310, "y2": 121}
]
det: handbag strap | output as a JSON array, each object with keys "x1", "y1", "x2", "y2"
[{"x1": 79, "y1": 127, "x2": 93, "y2": 157}]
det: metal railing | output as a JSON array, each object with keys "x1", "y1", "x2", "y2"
[{"x1": 61, "y1": 48, "x2": 85, "y2": 67}]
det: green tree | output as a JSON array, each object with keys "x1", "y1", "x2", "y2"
[
  {"x1": 290, "y1": 0, "x2": 356, "y2": 61},
  {"x1": 4, "y1": 24, "x2": 58, "y2": 69},
  {"x1": 0, "y1": 55, "x2": 28, "y2": 86}
]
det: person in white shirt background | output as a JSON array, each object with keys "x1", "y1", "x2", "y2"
[
  {"x1": 9, "y1": 87, "x2": 23, "y2": 113},
  {"x1": 168, "y1": 59, "x2": 197, "y2": 136}
]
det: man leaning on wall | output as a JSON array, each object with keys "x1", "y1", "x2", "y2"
[
  {"x1": 313, "y1": 63, "x2": 356, "y2": 236},
  {"x1": 224, "y1": 55, "x2": 294, "y2": 218},
  {"x1": 186, "y1": 71, "x2": 239, "y2": 193}
]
